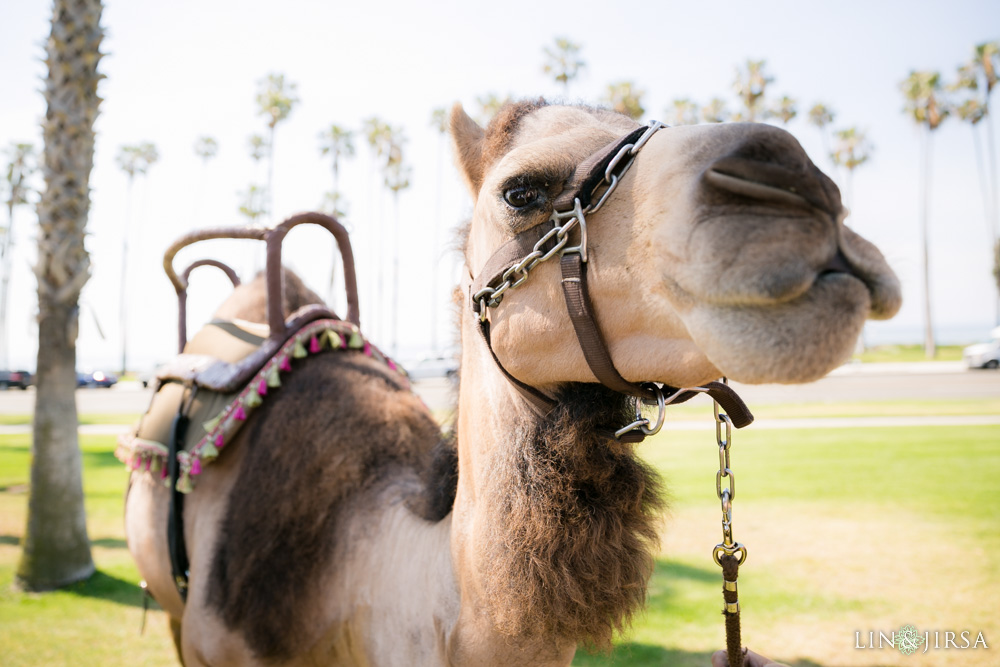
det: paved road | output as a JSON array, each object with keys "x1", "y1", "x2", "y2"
[{"x1": 0, "y1": 363, "x2": 996, "y2": 416}]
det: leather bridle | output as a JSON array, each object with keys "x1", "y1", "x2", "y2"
[{"x1": 468, "y1": 121, "x2": 754, "y2": 441}]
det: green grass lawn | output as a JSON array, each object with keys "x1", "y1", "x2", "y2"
[
  {"x1": 854, "y1": 344, "x2": 965, "y2": 363},
  {"x1": 2, "y1": 420, "x2": 998, "y2": 666}
]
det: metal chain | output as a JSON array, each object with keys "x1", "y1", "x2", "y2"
[
  {"x1": 473, "y1": 121, "x2": 667, "y2": 321},
  {"x1": 712, "y1": 377, "x2": 746, "y2": 568}
]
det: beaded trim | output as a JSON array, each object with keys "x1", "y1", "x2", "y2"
[{"x1": 115, "y1": 319, "x2": 406, "y2": 492}]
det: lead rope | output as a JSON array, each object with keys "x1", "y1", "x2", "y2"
[{"x1": 712, "y1": 378, "x2": 748, "y2": 667}]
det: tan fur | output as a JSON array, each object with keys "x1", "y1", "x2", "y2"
[{"x1": 126, "y1": 101, "x2": 901, "y2": 666}]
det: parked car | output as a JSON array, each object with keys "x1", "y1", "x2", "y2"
[
  {"x1": 403, "y1": 354, "x2": 459, "y2": 380},
  {"x1": 0, "y1": 370, "x2": 33, "y2": 390},
  {"x1": 77, "y1": 370, "x2": 119, "y2": 388},
  {"x1": 963, "y1": 326, "x2": 1000, "y2": 369}
]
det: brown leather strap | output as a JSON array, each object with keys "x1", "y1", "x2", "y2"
[
  {"x1": 552, "y1": 125, "x2": 647, "y2": 210},
  {"x1": 476, "y1": 316, "x2": 556, "y2": 416},
  {"x1": 470, "y1": 225, "x2": 548, "y2": 312},
  {"x1": 560, "y1": 253, "x2": 656, "y2": 400}
]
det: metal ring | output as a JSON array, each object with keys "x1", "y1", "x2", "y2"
[
  {"x1": 713, "y1": 543, "x2": 747, "y2": 567},
  {"x1": 637, "y1": 383, "x2": 666, "y2": 436}
]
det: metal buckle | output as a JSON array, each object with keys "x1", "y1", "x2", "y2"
[
  {"x1": 614, "y1": 383, "x2": 667, "y2": 439},
  {"x1": 555, "y1": 198, "x2": 588, "y2": 262}
]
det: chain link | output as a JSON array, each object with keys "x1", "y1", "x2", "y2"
[
  {"x1": 473, "y1": 121, "x2": 667, "y2": 320},
  {"x1": 712, "y1": 377, "x2": 747, "y2": 567}
]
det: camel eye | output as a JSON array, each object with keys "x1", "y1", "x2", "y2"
[{"x1": 503, "y1": 185, "x2": 540, "y2": 209}]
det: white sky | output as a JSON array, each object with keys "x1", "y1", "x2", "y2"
[{"x1": 2, "y1": 0, "x2": 998, "y2": 371}]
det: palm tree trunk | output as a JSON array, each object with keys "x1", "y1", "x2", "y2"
[
  {"x1": 920, "y1": 129, "x2": 936, "y2": 359},
  {"x1": 267, "y1": 124, "x2": 276, "y2": 223},
  {"x1": 985, "y1": 107, "x2": 1000, "y2": 324},
  {"x1": 119, "y1": 178, "x2": 132, "y2": 375},
  {"x1": 17, "y1": 0, "x2": 102, "y2": 591},
  {"x1": 971, "y1": 124, "x2": 999, "y2": 325},
  {"x1": 0, "y1": 200, "x2": 15, "y2": 369},
  {"x1": 391, "y1": 193, "x2": 400, "y2": 356}
]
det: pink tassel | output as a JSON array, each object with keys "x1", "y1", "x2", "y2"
[
  {"x1": 363, "y1": 341, "x2": 372, "y2": 357},
  {"x1": 387, "y1": 358, "x2": 397, "y2": 371},
  {"x1": 131, "y1": 456, "x2": 141, "y2": 470},
  {"x1": 215, "y1": 433, "x2": 225, "y2": 449},
  {"x1": 258, "y1": 378, "x2": 268, "y2": 396},
  {"x1": 280, "y1": 356, "x2": 292, "y2": 372},
  {"x1": 340, "y1": 334, "x2": 348, "y2": 349},
  {"x1": 190, "y1": 458, "x2": 202, "y2": 476},
  {"x1": 144, "y1": 457, "x2": 152, "y2": 472},
  {"x1": 309, "y1": 336, "x2": 321, "y2": 353},
  {"x1": 234, "y1": 404, "x2": 247, "y2": 421},
  {"x1": 160, "y1": 463, "x2": 169, "y2": 479}
]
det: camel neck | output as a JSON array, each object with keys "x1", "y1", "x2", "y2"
[{"x1": 450, "y1": 308, "x2": 663, "y2": 655}]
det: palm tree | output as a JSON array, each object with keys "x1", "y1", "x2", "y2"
[
  {"x1": 255, "y1": 73, "x2": 299, "y2": 219},
  {"x1": 807, "y1": 103, "x2": 836, "y2": 170},
  {"x1": 604, "y1": 81, "x2": 645, "y2": 120},
  {"x1": 429, "y1": 108, "x2": 448, "y2": 353},
  {"x1": 770, "y1": 95, "x2": 798, "y2": 125},
  {"x1": 115, "y1": 142, "x2": 157, "y2": 375},
  {"x1": 830, "y1": 127, "x2": 873, "y2": 211},
  {"x1": 667, "y1": 98, "x2": 699, "y2": 125},
  {"x1": 732, "y1": 59, "x2": 772, "y2": 122},
  {"x1": 542, "y1": 37, "x2": 585, "y2": 97},
  {"x1": 318, "y1": 124, "x2": 354, "y2": 195},
  {"x1": 2, "y1": 143, "x2": 36, "y2": 369},
  {"x1": 382, "y1": 127, "x2": 411, "y2": 357},
  {"x1": 966, "y1": 41, "x2": 1000, "y2": 322},
  {"x1": 701, "y1": 98, "x2": 729, "y2": 123},
  {"x1": 318, "y1": 124, "x2": 354, "y2": 305},
  {"x1": 363, "y1": 116, "x2": 392, "y2": 339},
  {"x1": 237, "y1": 184, "x2": 268, "y2": 225},
  {"x1": 901, "y1": 70, "x2": 950, "y2": 359},
  {"x1": 193, "y1": 136, "x2": 218, "y2": 164},
  {"x1": 476, "y1": 93, "x2": 509, "y2": 125},
  {"x1": 17, "y1": 0, "x2": 104, "y2": 591},
  {"x1": 191, "y1": 136, "x2": 217, "y2": 223}
]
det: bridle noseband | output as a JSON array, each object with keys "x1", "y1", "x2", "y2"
[{"x1": 468, "y1": 120, "x2": 753, "y2": 441}]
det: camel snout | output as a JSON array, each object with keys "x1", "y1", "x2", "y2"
[{"x1": 704, "y1": 155, "x2": 841, "y2": 219}]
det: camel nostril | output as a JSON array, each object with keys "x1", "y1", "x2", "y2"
[
  {"x1": 704, "y1": 155, "x2": 840, "y2": 217},
  {"x1": 818, "y1": 249, "x2": 854, "y2": 278}
]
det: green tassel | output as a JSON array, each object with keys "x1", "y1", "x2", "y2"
[
  {"x1": 348, "y1": 331, "x2": 364, "y2": 349},
  {"x1": 202, "y1": 413, "x2": 223, "y2": 433},
  {"x1": 150, "y1": 457, "x2": 162, "y2": 474},
  {"x1": 245, "y1": 387, "x2": 263, "y2": 408},
  {"x1": 327, "y1": 330, "x2": 342, "y2": 348},
  {"x1": 292, "y1": 339, "x2": 308, "y2": 358},
  {"x1": 176, "y1": 473, "x2": 193, "y2": 494},
  {"x1": 267, "y1": 364, "x2": 282, "y2": 388},
  {"x1": 199, "y1": 442, "x2": 219, "y2": 461}
]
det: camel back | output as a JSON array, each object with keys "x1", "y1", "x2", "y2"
[{"x1": 115, "y1": 212, "x2": 407, "y2": 493}]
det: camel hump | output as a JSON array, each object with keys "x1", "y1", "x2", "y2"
[{"x1": 206, "y1": 351, "x2": 451, "y2": 660}]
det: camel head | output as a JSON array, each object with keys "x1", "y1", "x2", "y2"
[{"x1": 452, "y1": 101, "x2": 901, "y2": 388}]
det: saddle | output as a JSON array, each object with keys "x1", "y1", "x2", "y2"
[
  {"x1": 116, "y1": 213, "x2": 404, "y2": 494},
  {"x1": 117, "y1": 212, "x2": 406, "y2": 601}
]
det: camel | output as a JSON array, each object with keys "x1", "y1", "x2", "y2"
[{"x1": 123, "y1": 100, "x2": 901, "y2": 666}]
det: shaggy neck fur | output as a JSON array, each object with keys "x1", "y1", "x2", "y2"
[{"x1": 470, "y1": 383, "x2": 664, "y2": 649}]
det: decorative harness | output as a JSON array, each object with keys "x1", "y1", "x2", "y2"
[{"x1": 468, "y1": 120, "x2": 752, "y2": 666}]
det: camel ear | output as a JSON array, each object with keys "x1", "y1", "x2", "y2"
[{"x1": 450, "y1": 103, "x2": 486, "y2": 197}]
